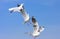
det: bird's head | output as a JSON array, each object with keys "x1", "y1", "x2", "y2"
[
  {"x1": 17, "y1": 3, "x2": 24, "y2": 7},
  {"x1": 17, "y1": 4, "x2": 20, "y2": 7},
  {"x1": 32, "y1": 16, "x2": 36, "y2": 23}
]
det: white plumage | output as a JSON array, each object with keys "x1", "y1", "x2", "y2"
[
  {"x1": 9, "y1": 3, "x2": 30, "y2": 23},
  {"x1": 32, "y1": 16, "x2": 44, "y2": 36},
  {"x1": 25, "y1": 16, "x2": 44, "y2": 39},
  {"x1": 31, "y1": 16, "x2": 44, "y2": 37},
  {"x1": 9, "y1": 3, "x2": 24, "y2": 12},
  {"x1": 8, "y1": 3, "x2": 44, "y2": 39}
]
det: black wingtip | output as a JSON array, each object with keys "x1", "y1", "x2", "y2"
[{"x1": 17, "y1": 4, "x2": 20, "y2": 7}]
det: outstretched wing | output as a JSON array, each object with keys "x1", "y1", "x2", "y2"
[
  {"x1": 9, "y1": 3, "x2": 24, "y2": 13},
  {"x1": 39, "y1": 26, "x2": 44, "y2": 32},
  {"x1": 9, "y1": 7, "x2": 19, "y2": 13}
]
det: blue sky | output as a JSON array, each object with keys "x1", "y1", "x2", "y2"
[{"x1": 0, "y1": 0, "x2": 60, "y2": 39}]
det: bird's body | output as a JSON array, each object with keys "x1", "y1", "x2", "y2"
[
  {"x1": 19, "y1": 7, "x2": 30, "y2": 23},
  {"x1": 32, "y1": 30, "x2": 40, "y2": 37},
  {"x1": 31, "y1": 16, "x2": 44, "y2": 39},
  {"x1": 9, "y1": 3, "x2": 30, "y2": 23},
  {"x1": 32, "y1": 22, "x2": 40, "y2": 37}
]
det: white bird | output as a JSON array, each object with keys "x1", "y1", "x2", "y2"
[
  {"x1": 9, "y1": 3, "x2": 30, "y2": 24},
  {"x1": 25, "y1": 16, "x2": 44, "y2": 39}
]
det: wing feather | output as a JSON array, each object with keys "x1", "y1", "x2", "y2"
[
  {"x1": 20, "y1": 6, "x2": 29, "y2": 22},
  {"x1": 39, "y1": 26, "x2": 44, "y2": 32},
  {"x1": 9, "y1": 7, "x2": 20, "y2": 12}
]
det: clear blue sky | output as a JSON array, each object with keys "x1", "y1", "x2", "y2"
[{"x1": 0, "y1": 0, "x2": 60, "y2": 39}]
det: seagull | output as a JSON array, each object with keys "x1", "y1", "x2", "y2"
[
  {"x1": 25, "y1": 16, "x2": 44, "y2": 39},
  {"x1": 9, "y1": 3, "x2": 30, "y2": 24}
]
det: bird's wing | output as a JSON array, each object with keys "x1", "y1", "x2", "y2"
[
  {"x1": 39, "y1": 26, "x2": 44, "y2": 32},
  {"x1": 18, "y1": 3, "x2": 28, "y2": 16},
  {"x1": 9, "y1": 7, "x2": 19, "y2": 13},
  {"x1": 19, "y1": 6, "x2": 29, "y2": 22}
]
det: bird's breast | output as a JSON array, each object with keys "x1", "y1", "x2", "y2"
[{"x1": 32, "y1": 32, "x2": 40, "y2": 37}]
